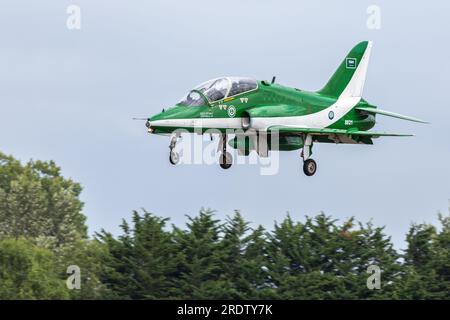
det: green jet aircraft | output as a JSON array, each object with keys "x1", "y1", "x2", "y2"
[{"x1": 142, "y1": 41, "x2": 427, "y2": 176}]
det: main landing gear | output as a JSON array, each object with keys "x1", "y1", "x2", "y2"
[
  {"x1": 219, "y1": 133, "x2": 232, "y2": 170},
  {"x1": 301, "y1": 134, "x2": 317, "y2": 176},
  {"x1": 303, "y1": 159, "x2": 317, "y2": 176}
]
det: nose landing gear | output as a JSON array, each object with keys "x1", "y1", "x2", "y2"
[
  {"x1": 169, "y1": 133, "x2": 180, "y2": 165},
  {"x1": 219, "y1": 152, "x2": 232, "y2": 170},
  {"x1": 218, "y1": 133, "x2": 232, "y2": 170}
]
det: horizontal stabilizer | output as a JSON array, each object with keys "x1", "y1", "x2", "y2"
[
  {"x1": 267, "y1": 125, "x2": 414, "y2": 137},
  {"x1": 355, "y1": 107, "x2": 428, "y2": 124}
]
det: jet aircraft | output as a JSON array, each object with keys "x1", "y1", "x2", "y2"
[{"x1": 141, "y1": 41, "x2": 426, "y2": 176}]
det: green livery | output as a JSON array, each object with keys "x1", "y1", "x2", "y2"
[{"x1": 141, "y1": 41, "x2": 427, "y2": 176}]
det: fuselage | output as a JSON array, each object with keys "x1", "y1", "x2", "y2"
[{"x1": 148, "y1": 80, "x2": 376, "y2": 135}]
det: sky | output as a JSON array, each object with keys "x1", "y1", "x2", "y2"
[{"x1": 0, "y1": 0, "x2": 449, "y2": 249}]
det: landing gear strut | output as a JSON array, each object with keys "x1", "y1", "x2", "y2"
[
  {"x1": 218, "y1": 133, "x2": 232, "y2": 170},
  {"x1": 169, "y1": 133, "x2": 180, "y2": 165},
  {"x1": 301, "y1": 134, "x2": 317, "y2": 176}
]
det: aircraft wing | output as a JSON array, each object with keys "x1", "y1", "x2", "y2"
[
  {"x1": 355, "y1": 107, "x2": 428, "y2": 124},
  {"x1": 267, "y1": 126, "x2": 414, "y2": 137}
]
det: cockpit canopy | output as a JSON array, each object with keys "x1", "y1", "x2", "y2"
[{"x1": 178, "y1": 77, "x2": 258, "y2": 107}]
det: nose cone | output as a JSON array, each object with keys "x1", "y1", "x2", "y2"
[{"x1": 147, "y1": 105, "x2": 186, "y2": 134}]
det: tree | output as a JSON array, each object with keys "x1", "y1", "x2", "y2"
[
  {"x1": 57, "y1": 239, "x2": 111, "y2": 299},
  {"x1": 241, "y1": 224, "x2": 275, "y2": 298},
  {"x1": 214, "y1": 212, "x2": 274, "y2": 299},
  {"x1": 0, "y1": 152, "x2": 87, "y2": 246},
  {"x1": 171, "y1": 208, "x2": 223, "y2": 299},
  {"x1": 396, "y1": 213, "x2": 450, "y2": 299},
  {"x1": 265, "y1": 213, "x2": 401, "y2": 299},
  {"x1": 97, "y1": 210, "x2": 179, "y2": 299},
  {"x1": 0, "y1": 152, "x2": 102, "y2": 300},
  {"x1": 2, "y1": 150, "x2": 449, "y2": 300},
  {"x1": 0, "y1": 238, "x2": 69, "y2": 299}
]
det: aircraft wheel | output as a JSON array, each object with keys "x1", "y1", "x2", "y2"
[
  {"x1": 219, "y1": 152, "x2": 232, "y2": 170},
  {"x1": 169, "y1": 150, "x2": 179, "y2": 165},
  {"x1": 303, "y1": 159, "x2": 317, "y2": 176}
]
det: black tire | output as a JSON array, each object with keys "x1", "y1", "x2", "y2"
[
  {"x1": 169, "y1": 151, "x2": 179, "y2": 165},
  {"x1": 219, "y1": 152, "x2": 232, "y2": 169},
  {"x1": 303, "y1": 159, "x2": 317, "y2": 176}
]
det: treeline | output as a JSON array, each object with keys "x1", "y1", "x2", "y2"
[{"x1": 0, "y1": 152, "x2": 448, "y2": 299}]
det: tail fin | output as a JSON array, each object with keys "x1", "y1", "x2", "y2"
[{"x1": 318, "y1": 41, "x2": 373, "y2": 98}]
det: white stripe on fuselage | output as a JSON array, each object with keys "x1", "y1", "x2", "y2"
[
  {"x1": 150, "y1": 96, "x2": 361, "y2": 130},
  {"x1": 151, "y1": 41, "x2": 372, "y2": 132},
  {"x1": 151, "y1": 117, "x2": 241, "y2": 129}
]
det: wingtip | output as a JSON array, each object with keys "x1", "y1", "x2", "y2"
[{"x1": 414, "y1": 118, "x2": 429, "y2": 124}]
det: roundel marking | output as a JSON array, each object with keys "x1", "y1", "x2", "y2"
[
  {"x1": 328, "y1": 110, "x2": 334, "y2": 120},
  {"x1": 227, "y1": 105, "x2": 236, "y2": 118}
]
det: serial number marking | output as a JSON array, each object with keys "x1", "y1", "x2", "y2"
[{"x1": 345, "y1": 119, "x2": 354, "y2": 125}]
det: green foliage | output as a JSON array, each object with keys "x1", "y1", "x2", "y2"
[
  {"x1": 0, "y1": 152, "x2": 99, "y2": 300},
  {"x1": 0, "y1": 152, "x2": 86, "y2": 246},
  {"x1": 0, "y1": 152, "x2": 449, "y2": 300},
  {"x1": 97, "y1": 210, "x2": 449, "y2": 300},
  {"x1": 97, "y1": 210, "x2": 179, "y2": 299},
  {"x1": 57, "y1": 239, "x2": 110, "y2": 299},
  {"x1": 216, "y1": 212, "x2": 273, "y2": 299},
  {"x1": 171, "y1": 209, "x2": 223, "y2": 299},
  {"x1": 395, "y1": 214, "x2": 450, "y2": 299},
  {"x1": 265, "y1": 213, "x2": 402, "y2": 299},
  {"x1": 0, "y1": 238, "x2": 69, "y2": 299}
]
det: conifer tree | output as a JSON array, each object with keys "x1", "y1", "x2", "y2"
[
  {"x1": 265, "y1": 213, "x2": 401, "y2": 299},
  {"x1": 97, "y1": 210, "x2": 178, "y2": 299},
  {"x1": 216, "y1": 211, "x2": 274, "y2": 299},
  {"x1": 397, "y1": 212, "x2": 450, "y2": 299},
  {"x1": 171, "y1": 208, "x2": 223, "y2": 299}
]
